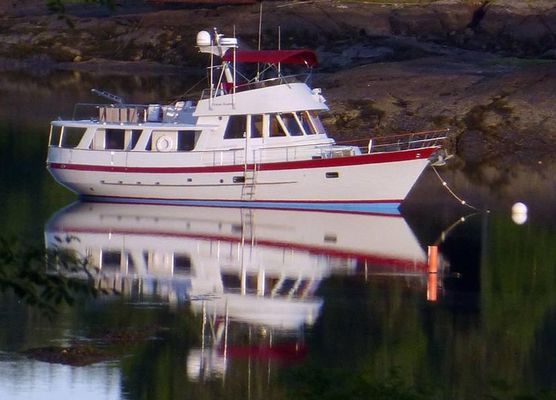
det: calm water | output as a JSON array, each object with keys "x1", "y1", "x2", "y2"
[{"x1": 1, "y1": 69, "x2": 555, "y2": 400}]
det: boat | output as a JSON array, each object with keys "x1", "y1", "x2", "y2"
[{"x1": 46, "y1": 29, "x2": 448, "y2": 213}]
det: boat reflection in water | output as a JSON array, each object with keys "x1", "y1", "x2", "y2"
[{"x1": 44, "y1": 202, "x2": 436, "y2": 380}]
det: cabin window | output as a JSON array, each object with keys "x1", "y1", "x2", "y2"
[
  {"x1": 106, "y1": 129, "x2": 126, "y2": 150},
  {"x1": 251, "y1": 115, "x2": 263, "y2": 138},
  {"x1": 177, "y1": 130, "x2": 198, "y2": 151},
  {"x1": 280, "y1": 113, "x2": 303, "y2": 136},
  {"x1": 60, "y1": 127, "x2": 85, "y2": 148},
  {"x1": 224, "y1": 115, "x2": 247, "y2": 139},
  {"x1": 300, "y1": 111, "x2": 317, "y2": 135},
  {"x1": 269, "y1": 114, "x2": 287, "y2": 137},
  {"x1": 174, "y1": 253, "x2": 192, "y2": 274}
]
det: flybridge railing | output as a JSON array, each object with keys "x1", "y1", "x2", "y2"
[{"x1": 365, "y1": 129, "x2": 450, "y2": 154}]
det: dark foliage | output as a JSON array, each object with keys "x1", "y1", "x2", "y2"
[{"x1": 0, "y1": 235, "x2": 106, "y2": 318}]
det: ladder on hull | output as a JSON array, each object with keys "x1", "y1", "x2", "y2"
[{"x1": 241, "y1": 164, "x2": 257, "y2": 201}]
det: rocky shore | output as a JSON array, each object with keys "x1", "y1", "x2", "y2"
[{"x1": 1, "y1": 0, "x2": 556, "y2": 169}]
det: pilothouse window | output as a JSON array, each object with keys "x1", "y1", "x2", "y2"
[
  {"x1": 280, "y1": 113, "x2": 303, "y2": 136},
  {"x1": 251, "y1": 115, "x2": 263, "y2": 138},
  {"x1": 269, "y1": 115, "x2": 287, "y2": 137},
  {"x1": 308, "y1": 111, "x2": 326, "y2": 134},
  {"x1": 300, "y1": 111, "x2": 317, "y2": 135}
]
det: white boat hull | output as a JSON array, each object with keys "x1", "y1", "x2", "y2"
[{"x1": 47, "y1": 146, "x2": 435, "y2": 213}]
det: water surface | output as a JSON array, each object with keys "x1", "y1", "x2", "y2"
[{"x1": 0, "y1": 69, "x2": 555, "y2": 400}]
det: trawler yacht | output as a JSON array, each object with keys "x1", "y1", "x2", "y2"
[{"x1": 46, "y1": 29, "x2": 447, "y2": 213}]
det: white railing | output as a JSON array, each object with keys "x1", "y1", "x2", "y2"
[{"x1": 366, "y1": 129, "x2": 449, "y2": 154}]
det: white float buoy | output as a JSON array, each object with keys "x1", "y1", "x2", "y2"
[{"x1": 511, "y1": 202, "x2": 528, "y2": 225}]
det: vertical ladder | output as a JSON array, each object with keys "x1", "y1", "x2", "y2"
[{"x1": 241, "y1": 163, "x2": 257, "y2": 201}]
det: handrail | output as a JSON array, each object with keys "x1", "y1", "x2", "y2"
[{"x1": 366, "y1": 129, "x2": 449, "y2": 154}]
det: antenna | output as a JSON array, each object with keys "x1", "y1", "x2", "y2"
[
  {"x1": 258, "y1": 2, "x2": 263, "y2": 51},
  {"x1": 278, "y1": 25, "x2": 281, "y2": 76},
  {"x1": 256, "y1": 2, "x2": 263, "y2": 80}
]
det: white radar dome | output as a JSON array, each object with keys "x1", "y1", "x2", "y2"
[{"x1": 196, "y1": 31, "x2": 211, "y2": 47}]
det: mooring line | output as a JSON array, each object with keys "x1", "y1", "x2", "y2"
[{"x1": 432, "y1": 166, "x2": 478, "y2": 211}]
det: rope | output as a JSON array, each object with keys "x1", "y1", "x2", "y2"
[{"x1": 432, "y1": 165, "x2": 478, "y2": 211}]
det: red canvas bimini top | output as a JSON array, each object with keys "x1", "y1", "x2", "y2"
[{"x1": 222, "y1": 49, "x2": 318, "y2": 67}]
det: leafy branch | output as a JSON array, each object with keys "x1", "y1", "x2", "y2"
[{"x1": 0, "y1": 236, "x2": 110, "y2": 318}]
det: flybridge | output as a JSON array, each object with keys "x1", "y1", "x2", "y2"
[
  {"x1": 196, "y1": 29, "x2": 318, "y2": 99},
  {"x1": 196, "y1": 29, "x2": 318, "y2": 65}
]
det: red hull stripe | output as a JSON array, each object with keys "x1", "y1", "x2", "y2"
[{"x1": 47, "y1": 147, "x2": 437, "y2": 174}]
